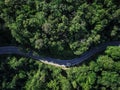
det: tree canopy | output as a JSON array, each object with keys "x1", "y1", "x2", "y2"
[
  {"x1": 0, "y1": 0, "x2": 120, "y2": 58},
  {"x1": 0, "y1": 46, "x2": 120, "y2": 90},
  {"x1": 0, "y1": 0, "x2": 120, "y2": 90}
]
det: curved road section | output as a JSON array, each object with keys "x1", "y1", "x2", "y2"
[{"x1": 0, "y1": 41, "x2": 120, "y2": 67}]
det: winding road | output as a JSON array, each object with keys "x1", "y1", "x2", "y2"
[{"x1": 0, "y1": 41, "x2": 120, "y2": 67}]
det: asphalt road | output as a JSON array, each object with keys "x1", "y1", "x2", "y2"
[{"x1": 0, "y1": 41, "x2": 120, "y2": 67}]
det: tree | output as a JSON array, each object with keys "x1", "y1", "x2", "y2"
[{"x1": 105, "y1": 46, "x2": 120, "y2": 60}]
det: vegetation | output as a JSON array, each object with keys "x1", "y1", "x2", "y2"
[
  {"x1": 0, "y1": 46, "x2": 120, "y2": 90},
  {"x1": 0, "y1": 0, "x2": 120, "y2": 58},
  {"x1": 0, "y1": 0, "x2": 120, "y2": 90}
]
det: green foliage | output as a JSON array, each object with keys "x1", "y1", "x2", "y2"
[
  {"x1": 0, "y1": 46, "x2": 120, "y2": 90},
  {"x1": 47, "y1": 80, "x2": 59, "y2": 90},
  {"x1": 35, "y1": 39, "x2": 44, "y2": 49},
  {"x1": 1, "y1": 0, "x2": 120, "y2": 58},
  {"x1": 105, "y1": 46, "x2": 120, "y2": 60},
  {"x1": 97, "y1": 56, "x2": 114, "y2": 70},
  {"x1": 97, "y1": 71, "x2": 120, "y2": 90},
  {"x1": 25, "y1": 69, "x2": 47, "y2": 90},
  {"x1": 0, "y1": 0, "x2": 120, "y2": 89}
]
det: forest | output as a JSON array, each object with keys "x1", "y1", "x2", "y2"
[{"x1": 0, "y1": 0, "x2": 120, "y2": 90}]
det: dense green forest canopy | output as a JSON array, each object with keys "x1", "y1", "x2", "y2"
[
  {"x1": 0, "y1": 0, "x2": 120, "y2": 90},
  {"x1": 0, "y1": 0, "x2": 120, "y2": 59},
  {"x1": 0, "y1": 46, "x2": 120, "y2": 90}
]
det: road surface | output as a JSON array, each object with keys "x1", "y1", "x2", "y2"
[{"x1": 0, "y1": 41, "x2": 120, "y2": 67}]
